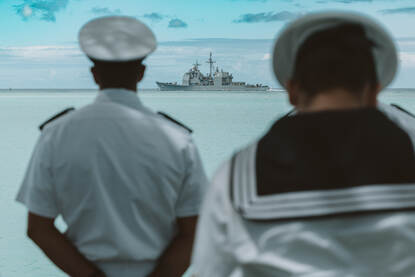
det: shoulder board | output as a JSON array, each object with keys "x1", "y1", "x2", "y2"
[
  {"x1": 157, "y1": 112, "x2": 193, "y2": 133},
  {"x1": 390, "y1": 104, "x2": 415, "y2": 118},
  {"x1": 39, "y1": 107, "x2": 75, "y2": 131}
]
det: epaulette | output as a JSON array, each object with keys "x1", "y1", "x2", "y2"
[
  {"x1": 39, "y1": 107, "x2": 75, "y2": 131},
  {"x1": 158, "y1": 112, "x2": 193, "y2": 133},
  {"x1": 391, "y1": 103, "x2": 415, "y2": 118}
]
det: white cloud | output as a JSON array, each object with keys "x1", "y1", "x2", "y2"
[
  {"x1": 91, "y1": 7, "x2": 121, "y2": 15},
  {"x1": 0, "y1": 45, "x2": 81, "y2": 61},
  {"x1": 399, "y1": 52, "x2": 415, "y2": 67},
  {"x1": 14, "y1": 0, "x2": 69, "y2": 22},
  {"x1": 398, "y1": 41, "x2": 415, "y2": 47},
  {"x1": 262, "y1": 53, "x2": 271, "y2": 60},
  {"x1": 49, "y1": 69, "x2": 57, "y2": 78},
  {"x1": 22, "y1": 5, "x2": 33, "y2": 18},
  {"x1": 0, "y1": 44, "x2": 90, "y2": 88}
]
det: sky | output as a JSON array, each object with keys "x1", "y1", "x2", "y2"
[{"x1": 1, "y1": 0, "x2": 415, "y2": 88}]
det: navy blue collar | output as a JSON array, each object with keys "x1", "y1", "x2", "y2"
[{"x1": 256, "y1": 108, "x2": 415, "y2": 196}]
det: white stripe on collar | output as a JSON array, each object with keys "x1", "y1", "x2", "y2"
[{"x1": 231, "y1": 144, "x2": 415, "y2": 221}]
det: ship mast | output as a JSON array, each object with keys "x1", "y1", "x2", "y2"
[
  {"x1": 193, "y1": 60, "x2": 201, "y2": 70},
  {"x1": 206, "y1": 52, "x2": 216, "y2": 77}
]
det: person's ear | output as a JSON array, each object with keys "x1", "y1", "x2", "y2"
[
  {"x1": 137, "y1": 64, "x2": 146, "y2": 83},
  {"x1": 364, "y1": 83, "x2": 381, "y2": 107},
  {"x1": 91, "y1": 66, "x2": 101, "y2": 86},
  {"x1": 287, "y1": 80, "x2": 300, "y2": 107}
]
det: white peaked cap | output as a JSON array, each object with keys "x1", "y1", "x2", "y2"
[
  {"x1": 273, "y1": 11, "x2": 398, "y2": 89},
  {"x1": 79, "y1": 16, "x2": 157, "y2": 62}
]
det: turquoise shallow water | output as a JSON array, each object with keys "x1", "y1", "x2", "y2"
[{"x1": 0, "y1": 89, "x2": 414, "y2": 276}]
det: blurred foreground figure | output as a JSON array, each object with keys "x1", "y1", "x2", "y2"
[
  {"x1": 192, "y1": 12, "x2": 415, "y2": 277},
  {"x1": 16, "y1": 16, "x2": 207, "y2": 277}
]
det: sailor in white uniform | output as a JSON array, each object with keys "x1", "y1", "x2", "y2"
[
  {"x1": 16, "y1": 16, "x2": 208, "y2": 277},
  {"x1": 192, "y1": 12, "x2": 415, "y2": 277}
]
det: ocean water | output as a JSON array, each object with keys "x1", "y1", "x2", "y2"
[{"x1": 0, "y1": 89, "x2": 415, "y2": 277}]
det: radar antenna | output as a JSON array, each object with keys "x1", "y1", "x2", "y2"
[
  {"x1": 193, "y1": 60, "x2": 201, "y2": 70},
  {"x1": 206, "y1": 52, "x2": 216, "y2": 77}
]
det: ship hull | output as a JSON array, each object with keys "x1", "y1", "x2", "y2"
[{"x1": 156, "y1": 82, "x2": 269, "y2": 92}]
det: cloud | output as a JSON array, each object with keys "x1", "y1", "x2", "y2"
[
  {"x1": 91, "y1": 7, "x2": 121, "y2": 15},
  {"x1": 261, "y1": 53, "x2": 271, "y2": 60},
  {"x1": 233, "y1": 11, "x2": 297, "y2": 23},
  {"x1": 379, "y1": 7, "x2": 415, "y2": 15},
  {"x1": 14, "y1": 0, "x2": 69, "y2": 22},
  {"x1": 316, "y1": 0, "x2": 372, "y2": 3},
  {"x1": 143, "y1": 12, "x2": 165, "y2": 22},
  {"x1": 397, "y1": 37, "x2": 415, "y2": 50},
  {"x1": 0, "y1": 45, "x2": 81, "y2": 61},
  {"x1": 400, "y1": 52, "x2": 415, "y2": 67},
  {"x1": 22, "y1": 5, "x2": 33, "y2": 17},
  {"x1": 229, "y1": 0, "x2": 268, "y2": 2},
  {"x1": 168, "y1": 18, "x2": 188, "y2": 28},
  {"x1": 397, "y1": 37, "x2": 415, "y2": 41},
  {"x1": 0, "y1": 44, "x2": 91, "y2": 88},
  {"x1": 333, "y1": 0, "x2": 372, "y2": 3}
]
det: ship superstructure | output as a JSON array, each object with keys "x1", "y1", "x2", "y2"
[{"x1": 156, "y1": 53, "x2": 269, "y2": 91}]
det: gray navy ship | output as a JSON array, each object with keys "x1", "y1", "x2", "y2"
[{"x1": 156, "y1": 53, "x2": 270, "y2": 91}]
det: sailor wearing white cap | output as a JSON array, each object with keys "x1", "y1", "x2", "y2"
[
  {"x1": 16, "y1": 16, "x2": 208, "y2": 277},
  {"x1": 272, "y1": 11, "x2": 415, "y2": 148},
  {"x1": 192, "y1": 12, "x2": 415, "y2": 277}
]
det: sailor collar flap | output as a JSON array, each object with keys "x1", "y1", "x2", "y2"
[{"x1": 231, "y1": 109, "x2": 415, "y2": 221}]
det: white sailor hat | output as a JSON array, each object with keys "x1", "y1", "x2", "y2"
[
  {"x1": 79, "y1": 16, "x2": 157, "y2": 62},
  {"x1": 273, "y1": 11, "x2": 398, "y2": 89}
]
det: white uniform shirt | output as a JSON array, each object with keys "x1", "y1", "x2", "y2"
[
  {"x1": 16, "y1": 89, "x2": 208, "y2": 277},
  {"x1": 192, "y1": 103, "x2": 415, "y2": 277}
]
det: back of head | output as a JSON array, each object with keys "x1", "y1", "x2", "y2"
[
  {"x1": 91, "y1": 59, "x2": 145, "y2": 89},
  {"x1": 292, "y1": 23, "x2": 378, "y2": 98}
]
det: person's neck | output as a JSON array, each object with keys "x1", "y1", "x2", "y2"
[
  {"x1": 100, "y1": 85, "x2": 137, "y2": 93},
  {"x1": 298, "y1": 89, "x2": 367, "y2": 113}
]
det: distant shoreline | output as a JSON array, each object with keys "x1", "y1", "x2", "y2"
[
  {"x1": 1, "y1": 88, "x2": 415, "y2": 92},
  {"x1": 1, "y1": 88, "x2": 415, "y2": 90}
]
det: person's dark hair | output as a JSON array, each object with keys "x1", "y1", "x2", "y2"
[
  {"x1": 90, "y1": 58, "x2": 145, "y2": 88},
  {"x1": 292, "y1": 23, "x2": 378, "y2": 98}
]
